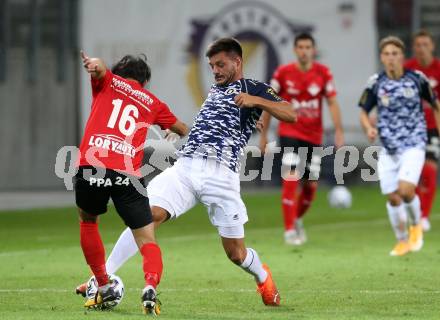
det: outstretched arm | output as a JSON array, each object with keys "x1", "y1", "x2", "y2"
[
  {"x1": 327, "y1": 96, "x2": 344, "y2": 148},
  {"x1": 80, "y1": 50, "x2": 106, "y2": 80},
  {"x1": 234, "y1": 93, "x2": 296, "y2": 123},
  {"x1": 163, "y1": 120, "x2": 190, "y2": 143},
  {"x1": 169, "y1": 120, "x2": 189, "y2": 137}
]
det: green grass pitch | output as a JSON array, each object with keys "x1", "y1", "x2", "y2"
[{"x1": 1, "y1": 186, "x2": 439, "y2": 319}]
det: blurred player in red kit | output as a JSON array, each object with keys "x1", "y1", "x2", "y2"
[
  {"x1": 405, "y1": 30, "x2": 440, "y2": 231},
  {"x1": 76, "y1": 51, "x2": 187, "y2": 314},
  {"x1": 259, "y1": 33, "x2": 344, "y2": 245}
]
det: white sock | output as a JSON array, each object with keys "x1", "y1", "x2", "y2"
[
  {"x1": 404, "y1": 195, "x2": 421, "y2": 225},
  {"x1": 105, "y1": 227, "x2": 138, "y2": 274},
  {"x1": 386, "y1": 202, "x2": 408, "y2": 241},
  {"x1": 240, "y1": 248, "x2": 267, "y2": 284}
]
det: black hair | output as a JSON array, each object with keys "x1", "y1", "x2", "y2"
[
  {"x1": 413, "y1": 29, "x2": 434, "y2": 42},
  {"x1": 294, "y1": 33, "x2": 316, "y2": 46},
  {"x1": 111, "y1": 54, "x2": 151, "y2": 85},
  {"x1": 205, "y1": 37, "x2": 243, "y2": 58}
]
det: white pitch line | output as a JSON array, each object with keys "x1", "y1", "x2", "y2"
[
  {"x1": 1, "y1": 288, "x2": 440, "y2": 295},
  {"x1": 0, "y1": 249, "x2": 50, "y2": 258}
]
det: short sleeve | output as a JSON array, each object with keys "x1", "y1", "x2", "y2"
[
  {"x1": 91, "y1": 69, "x2": 112, "y2": 97},
  {"x1": 323, "y1": 67, "x2": 337, "y2": 98},
  {"x1": 154, "y1": 102, "x2": 177, "y2": 130},
  {"x1": 249, "y1": 80, "x2": 283, "y2": 102},
  {"x1": 416, "y1": 71, "x2": 438, "y2": 107},
  {"x1": 270, "y1": 67, "x2": 282, "y2": 93},
  {"x1": 358, "y1": 74, "x2": 378, "y2": 113}
]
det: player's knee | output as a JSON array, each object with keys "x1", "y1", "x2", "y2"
[
  {"x1": 398, "y1": 185, "x2": 416, "y2": 202},
  {"x1": 387, "y1": 193, "x2": 401, "y2": 206},
  {"x1": 151, "y1": 206, "x2": 170, "y2": 226},
  {"x1": 303, "y1": 181, "x2": 318, "y2": 197},
  {"x1": 131, "y1": 224, "x2": 156, "y2": 247},
  {"x1": 78, "y1": 208, "x2": 98, "y2": 223}
]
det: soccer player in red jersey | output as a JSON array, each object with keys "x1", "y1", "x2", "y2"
[
  {"x1": 259, "y1": 33, "x2": 344, "y2": 245},
  {"x1": 76, "y1": 51, "x2": 188, "y2": 314},
  {"x1": 404, "y1": 30, "x2": 440, "y2": 232}
]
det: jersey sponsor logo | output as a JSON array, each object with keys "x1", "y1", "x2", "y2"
[
  {"x1": 266, "y1": 87, "x2": 282, "y2": 100},
  {"x1": 380, "y1": 94, "x2": 390, "y2": 107},
  {"x1": 307, "y1": 83, "x2": 321, "y2": 96},
  {"x1": 186, "y1": 1, "x2": 313, "y2": 107},
  {"x1": 403, "y1": 87, "x2": 415, "y2": 98},
  {"x1": 287, "y1": 87, "x2": 300, "y2": 95},
  {"x1": 225, "y1": 88, "x2": 240, "y2": 95},
  {"x1": 89, "y1": 176, "x2": 130, "y2": 187},
  {"x1": 88, "y1": 134, "x2": 135, "y2": 158},
  {"x1": 285, "y1": 80, "x2": 300, "y2": 95},
  {"x1": 359, "y1": 90, "x2": 369, "y2": 106},
  {"x1": 111, "y1": 77, "x2": 153, "y2": 110},
  {"x1": 292, "y1": 98, "x2": 319, "y2": 110}
]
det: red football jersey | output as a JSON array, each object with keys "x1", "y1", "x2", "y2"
[
  {"x1": 77, "y1": 70, "x2": 177, "y2": 176},
  {"x1": 404, "y1": 58, "x2": 440, "y2": 130},
  {"x1": 271, "y1": 62, "x2": 336, "y2": 145}
]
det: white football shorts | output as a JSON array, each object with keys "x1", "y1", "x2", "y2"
[
  {"x1": 147, "y1": 157, "x2": 248, "y2": 238},
  {"x1": 377, "y1": 147, "x2": 425, "y2": 195}
]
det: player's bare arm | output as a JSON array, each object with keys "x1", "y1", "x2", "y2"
[
  {"x1": 327, "y1": 96, "x2": 345, "y2": 148},
  {"x1": 163, "y1": 121, "x2": 189, "y2": 143},
  {"x1": 80, "y1": 50, "x2": 106, "y2": 79},
  {"x1": 169, "y1": 120, "x2": 190, "y2": 137},
  {"x1": 255, "y1": 119, "x2": 264, "y2": 132},
  {"x1": 258, "y1": 111, "x2": 272, "y2": 153},
  {"x1": 234, "y1": 93, "x2": 296, "y2": 123},
  {"x1": 360, "y1": 109, "x2": 377, "y2": 142}
]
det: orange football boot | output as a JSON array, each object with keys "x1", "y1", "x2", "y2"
[{"x1": 257, "y1": 264, "x2": 280, "y2": 306}]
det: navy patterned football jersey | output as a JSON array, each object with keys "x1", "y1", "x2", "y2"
[
  {"x1": 178, "y1": 78, "x2": 283, "y2": 172},
  {"x1": 358, "y1": 70, "x2": 437, "y2": 154}
]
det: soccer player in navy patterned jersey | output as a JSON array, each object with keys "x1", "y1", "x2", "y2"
[
  {"x1": 76, "y1": 38, "x2": 296, "y2": 307},
  {"x1": 358, "y1": 36, "x2": 440, "y2": 256}
]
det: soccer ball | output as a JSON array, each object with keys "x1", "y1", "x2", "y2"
[
  {"x1": 86, "y1": 274, "x2": 125, "y2": 308},
  {"x1": 328, "y1": 186, "x2": 352, "y2": 209}
]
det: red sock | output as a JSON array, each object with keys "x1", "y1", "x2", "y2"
[
  {"x1": 297, "y1": 183, "x2": 318, "y2": 219},
  {"x1": 281, "y1": 179, "x2": 299, "y2": 231},
  {"x1": 140, "y1": 242, "x2": 163, "y2": 289},
  {"x1": 417, "y1": 163, "x2": 437, "y2": 218},
  {"x1": 80, "y1": 221, "x2": 108, "y2": 287}
]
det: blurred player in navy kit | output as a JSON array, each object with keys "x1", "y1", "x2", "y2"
[{"x1": 358, "y1": 36, "x2": 440, "y2": 256}]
